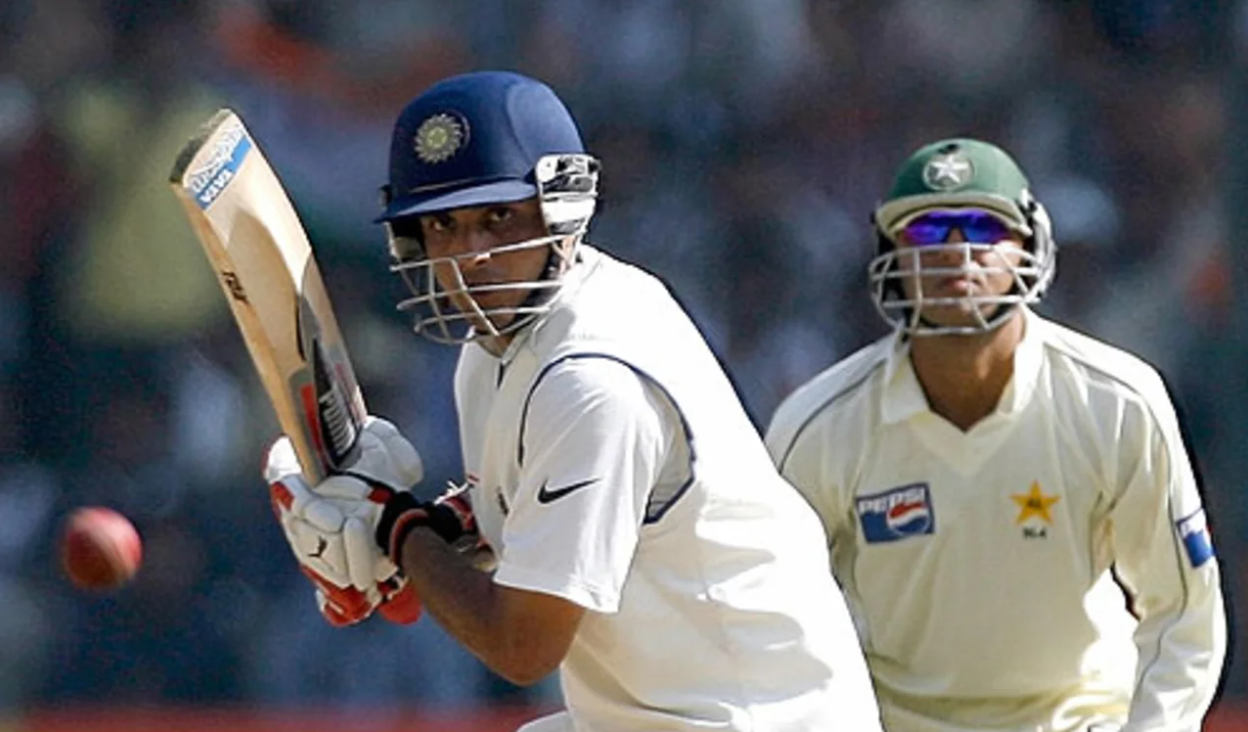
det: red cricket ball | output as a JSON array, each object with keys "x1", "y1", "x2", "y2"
[{"x1": 60, "y1": 506, "x2": 143, "y2": 591}]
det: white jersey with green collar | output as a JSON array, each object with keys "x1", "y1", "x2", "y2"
[
  {"x1": 453, "y1": 246, "x2": 882, "y2": 732},
  {"x1": 765, "y1": 307, "x2": 1225, "y2": 732}
]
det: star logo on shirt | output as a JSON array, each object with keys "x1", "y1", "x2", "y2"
[{"x1": 1011, "y1": 482, "x2": 1060, "y2": 524}]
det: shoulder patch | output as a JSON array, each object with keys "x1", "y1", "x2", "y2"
[
  {"x1": 1176, "y1": 508, "x2": 1214, "y2": 568},
  {"x1": 856, "y1": 482, "x2": 935, "y2": 543}
]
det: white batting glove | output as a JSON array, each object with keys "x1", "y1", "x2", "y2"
[{"x1": 264, "y1": 416, "x2": 425, "y2": 626}]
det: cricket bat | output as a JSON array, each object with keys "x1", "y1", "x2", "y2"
[{"x1": 169, "y1": 109, "x2": 366, "y2": 485}]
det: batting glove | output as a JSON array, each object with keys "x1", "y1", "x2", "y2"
[{"x1": 264, "y1": 416, "x2": 425, "y2": 627}]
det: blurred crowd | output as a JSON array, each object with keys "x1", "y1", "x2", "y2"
[{"x1": 1, "y1": 0, "x2": 1246, "y2": 716}]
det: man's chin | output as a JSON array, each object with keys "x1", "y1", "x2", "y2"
[
  {"x1": 463, "y1": 309, "x2": 518, "y2": 336},
  {"x1": 915, "y1": 304, "x2": 991, "y2": 329},
  {"x1": 917, "y1": 299, "x2": 1019, "y2": 330}
]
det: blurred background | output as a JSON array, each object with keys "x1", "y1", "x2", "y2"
[{"x1": 2, "y1": 0, "x2": 1247, "y2": 729}]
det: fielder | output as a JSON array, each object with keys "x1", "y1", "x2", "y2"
[
  {"x1": 766, "y1": 138, "x2": 1226, "y2": 732},
  {"x1": 264, "y1": 71, "x2": 883, "y2": 731}
]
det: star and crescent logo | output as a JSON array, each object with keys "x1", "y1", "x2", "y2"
[
  {"x1": 922, "y1": 152, "x2": 973, "y2": 190},
  {"x1": 414, "y1": 112, "x2": 467, "y2": 164},
  {"x1": 1012, "y1": 481, "x2": 1060, "y2": 525}
]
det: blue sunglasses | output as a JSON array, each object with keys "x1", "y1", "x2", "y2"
[{"x1": 896, "y1": 209, "x2": 1017, "y2": 246}]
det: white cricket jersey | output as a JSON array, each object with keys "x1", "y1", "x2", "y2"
[
  {"x1": 454, "y1": 246, "x2": 882, "y2": 731},
  {"x1": 766, "y1": 308, "x2": 1226, "y2": 732}
]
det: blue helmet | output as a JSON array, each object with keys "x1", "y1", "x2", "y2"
[
  {"x1": 379, "y1": 71, "x2": 589, "y2": 220},
  {"x1": 379, "y1": 71, "x2": 600, "y2": 345}
]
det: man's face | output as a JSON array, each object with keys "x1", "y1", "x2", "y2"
[
  {"x1": 416, "y1": 197, "x2": 552, "y2": 330},
  {"x1": 892, "y1": 208, "x2": 1026, "y2": 330}
]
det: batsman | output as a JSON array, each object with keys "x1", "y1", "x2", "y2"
[{"x1": 263, "y1": 71, "x2": 883, "y2": 731}]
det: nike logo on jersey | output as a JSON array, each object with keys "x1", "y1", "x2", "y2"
[{"x1": 537, "y1": 478, "x2": 600, "y2": 504}]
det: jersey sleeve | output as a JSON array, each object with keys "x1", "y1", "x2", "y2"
[
  {"x1": 765, "y1": 400, "x2": 846, "y2": 549},
  {"x1": 493, "y1": 357, "x2": 674, "y2": 613},
  {"x1": 1108, "y1": 375, "x2": 1226, "y2": 732}
]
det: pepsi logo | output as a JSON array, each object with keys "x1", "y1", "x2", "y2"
[{"x1": 886, "y1": 499, "x2": 932, "y2": 536}]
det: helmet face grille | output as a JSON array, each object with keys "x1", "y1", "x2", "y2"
[
  {"x1": 390, "y1": 234, "x2": 570, "y2": 345},
  {"x1": 867, "y1": 240, "x2": 1055, "y2": 336},
  {"x1": 384, "y1": 153, "x2": 600, "y2": 347},
  {"x1": 868, "y1": 182, "x2": 1057, "y2": 336}
]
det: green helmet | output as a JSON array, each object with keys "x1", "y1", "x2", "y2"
[{"x1": 869, "y1": 138, "x2": 1056, "y2": 335}]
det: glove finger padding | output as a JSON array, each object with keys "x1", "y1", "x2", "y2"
[
  {"x1": 316, "y1": 473, "x2": 386, "y2": 502},
  {"x1": 343, "y1": 514, "x2": 385, "y2": 591},
  {"x1": 320, "y1": 473, "x2": 402, "y2": 589},
  {"x1": 346, "y1": 416, "x2": 425, "y2": 489},
  {"x1": 271, "y1": 477, "x2": 360, "y2": 591}
]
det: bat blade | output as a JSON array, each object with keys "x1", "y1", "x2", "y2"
[{"x1": 169, "y1": 109, "x2": 366, "y2": 484}]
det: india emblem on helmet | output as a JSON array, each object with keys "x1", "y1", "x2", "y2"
[{"x1": 414, "y1": 113, "x2": 467, "y2": 164}]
